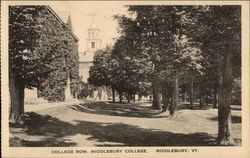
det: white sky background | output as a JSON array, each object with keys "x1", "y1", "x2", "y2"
[{"x1": 49, "y1": 2, "x2": 129, "y2": 53}]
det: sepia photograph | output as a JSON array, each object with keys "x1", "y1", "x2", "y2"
[{"x1": 1, "y1": 0, "x2": 250, "y2": 158}]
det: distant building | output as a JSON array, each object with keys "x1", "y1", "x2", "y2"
[
  {"x1": 79, "y1": 15, "x2": 108, "y2": 100},
  {"x1": 79, "y1": 14, "x2": 102, "y2": 83}
]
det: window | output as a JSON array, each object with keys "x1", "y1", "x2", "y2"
[
  {"x1": 91, "y1": 42, "x2": 95, "y2": 49},
  {"x1": 88, "y1": 32, "x2": 90, "y2": 38},
  {"x1": 92, "y1": 32, "x2": 95, "y2": 38}
]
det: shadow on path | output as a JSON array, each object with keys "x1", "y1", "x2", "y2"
[
  {"x1": 70, "y1": 102, "x2": 233, "y2": 119},
  {"x1": 10, "y1": 112, "x2": 218, "y2": 147},
  {"x1": 209, "y1": 116, "x2": 241, "y2": 123},
  {"x1": 70, "y1": 102, "x2": 164, "y2": 118}
]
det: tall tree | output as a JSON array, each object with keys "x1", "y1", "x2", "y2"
[
  {"x1": 116, "y1": 6, "x2": 203, "y2": 114},
  {"x1": 9, "y1": 6, "x2": 79, "y2": 124},
  {"x1": 186, "y1": 6, "x2": 241, "y2": 145}
]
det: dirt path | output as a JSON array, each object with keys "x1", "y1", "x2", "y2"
[
  {"x1": 24, "y1": 100, "x2": 83, "y2": 112},
  {"x1": 10, "y1": 101, "x2": 242, "y2": 147}
]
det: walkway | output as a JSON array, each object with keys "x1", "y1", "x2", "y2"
[{"x1": 10, "y1": 101, "x2": 242, "y2": 147}]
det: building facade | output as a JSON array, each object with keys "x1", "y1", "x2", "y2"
[
  {"x1": 79, "y1": 15, "x2": 102, "y2": 82},
  {"x1": 79, "y1": 15, "x2": 108, "y2": 100},
  {"x1": 24, "y1": 6, "x2": 79, "y2": 103}
]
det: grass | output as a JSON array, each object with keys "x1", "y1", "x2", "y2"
[{"x1": 9, "y1": 101, "x2": 241, "y2": 147}]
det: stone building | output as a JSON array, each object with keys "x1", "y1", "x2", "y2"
[{"x1": 24, "y1": 6, "x2": 79, "y2": 103}]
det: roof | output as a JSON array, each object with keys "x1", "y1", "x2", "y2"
[
  {"x1": 67, "y1": 15, "x2": 73, "y2": 31},
  {"x1": 46, "y1": 6, "x2": 79, "y2": 41}
]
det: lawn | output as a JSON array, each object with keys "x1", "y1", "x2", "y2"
[{"x1": 9, "y1": 101, "x2": 241, "y2": 147}]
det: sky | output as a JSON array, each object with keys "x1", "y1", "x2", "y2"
[{"x1": 49, "y1": 2, "x2": 129, "y2": 53}]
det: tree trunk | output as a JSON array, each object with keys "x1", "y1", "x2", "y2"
[
  {"x1": 199, "y1": 82, "x2": 205, "y2": 107},
  {"x1": 118, "y1": 91, "x2": 123, "y2": 103},
  {"x1": 190, "y1": 74, "x2": 194, "y2": 108},
  {"x1": 169, "y1": 73, "x2": 179, "y2": 117},
  {"x1": 133, "y1": 94, "x2": 136, "y2": 102},
  {"x1": 184, "y1": 92, "x2": 187, "y2": 103},
  {"x1": 127, "y1": 94, "x2": 131, "y2": 103},
  {"x1": 74, "y1": 87, "x2": 78, "y2": 99},
  {"x1": 217, "y1": 52, "x2": 234, "y2": 145},
  {"x1": 162, "y1": 82, "x2": 169, "y2": 112},
  {"x1": 112, "y1": 88, "x2": 115, "y2": 103},
  {"x1": 37, "y1": 86, "x2": 42, "y2": 98},
  {"x1": 149, "y1": 95, "x2": 152, "y2": 101},
  {"x1": 138, "y1": 95, "x2": 142, "y2": 101},
  {"x1": 98, "y1": 88, "x2": 102, "y2": 100},
  {"x1": 200, "y1": 95, "x2": 204, "y2": 107},
  {"x1": 152, "y1": 80, "x2": 162, "y2": 110},
  {"x1": 9, "y1": 71, "x2": 25, "y2": 125},
  {"x1": 213, "y1": 86, "x2": 218, "y2": 108},
  {"x1": 206, "y1": 94, "x2": 209, "y2": 106},
  {"x1": 194, "y1": 87, "x2": 198, "y2": 103}
]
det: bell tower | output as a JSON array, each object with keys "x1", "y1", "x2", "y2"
[
  {"x1": 79, "y1": 14, "x2": 102, "y2": 83},
  {"x1": 84, "y1": 14, "x2": 102, "y2": 62}
]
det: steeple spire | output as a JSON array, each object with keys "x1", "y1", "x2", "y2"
[
  {"x1": 67, "y1": 15, "x2": 73, "y2": 31},
  {"x1": 88, "y1": 13, "x2": 98, "y2": 29}
]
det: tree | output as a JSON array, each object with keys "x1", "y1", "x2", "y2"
[
  {"x1": 88, "y1": 46, "x2": 116, "y2": 101},
  {"x1": 205, "y1": 6, "x2": 240, "y2": 145},
  {"x1": 186, "y1": 6, "x2": 241, "y2": 145},
  {"x1": 9, "y1": 6, "x2": 79, "y2": 125},
  {"x1": 115, "y1": 5, "x2": 241, "y2": 144},
  {"x1": 115, "y1": 6, "x2": 203, "y2": 114},
  {"x1": 88, "y1": 47, "x2": 113, "y2": 88},
  {"x1": 111, "y1": 36, "x2": 151, "y2": 102},
  {"x1": 89, "y1": 30, "x2": 153, "y2": 103},
  {"x1": 9, "y1": 6, "x2": 46, "y2": 125}
]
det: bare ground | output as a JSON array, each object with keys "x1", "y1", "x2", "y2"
[{"x1": 9, "y1": 101, "x2": 242, "y2": 147}]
